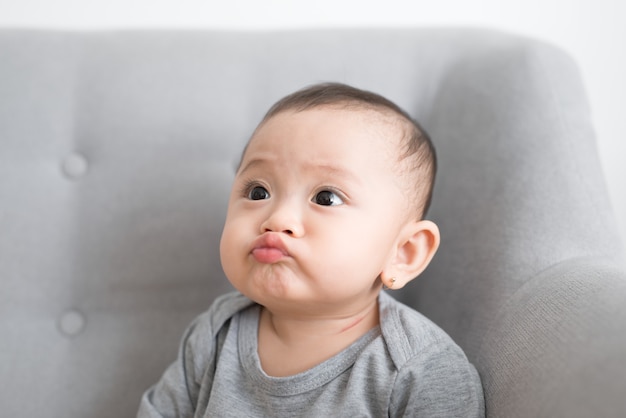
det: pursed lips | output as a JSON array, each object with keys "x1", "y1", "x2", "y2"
[{"x1": 251, "y1": 233, "x2": 290, "y2": 264}]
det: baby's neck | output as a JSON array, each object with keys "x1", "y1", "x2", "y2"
[{"x1": 257, "y1": 299, "x2": 380, "y2": 377}]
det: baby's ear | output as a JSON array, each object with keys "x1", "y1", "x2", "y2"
[{"x1": 381, "y1": 220, "x2": 440, "y2": 289}]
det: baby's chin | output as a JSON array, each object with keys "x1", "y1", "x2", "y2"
[{"x1": 230, "y1": 269, "x2": 302, "y2": 304}]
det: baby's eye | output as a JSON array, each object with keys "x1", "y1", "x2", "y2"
[
  {"x1": 313, "y1": 190, "x2": 344, "y2": 206},
  {"x1": 247, "y1": 186, "x2": 270, "y2": 200}
]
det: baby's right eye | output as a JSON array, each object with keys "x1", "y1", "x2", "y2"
[{"x1": 247, "y1": 186, "x2": 270, "y2": 200}]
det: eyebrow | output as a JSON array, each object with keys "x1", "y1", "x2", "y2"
[
  {"x1": 312, "y1": 163, "x2": 362, "y2": 185},
  {"x1": 238, "y1": 156, "x2": 361, "y2": 185},
  {"x1": 237, "y1": 156, "x2": 274, "y2": 175}
]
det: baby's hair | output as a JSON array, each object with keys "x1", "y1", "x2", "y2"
[{"x1": 253, "y1": 82, "x2": 437, "y2": 219}]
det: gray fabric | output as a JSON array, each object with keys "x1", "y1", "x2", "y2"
[
  {"x1": 1, "y1": 28, "x2": 625, "y2": 417},
  {"x1": 138, "y1": 291, "x2": 484, "y2": 417}
]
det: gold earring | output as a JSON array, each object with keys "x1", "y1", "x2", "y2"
[{"x1": 383, "y1": 277, "x2": 396, "y2": 290}]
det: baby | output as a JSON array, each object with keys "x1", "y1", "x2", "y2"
[{"x1": 138, "y1": 83, "x2": 484, "y2": 417}]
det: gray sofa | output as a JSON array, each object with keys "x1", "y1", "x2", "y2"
[{"x1": 1, "y1": 28, "x2": 625, "y2": 418}]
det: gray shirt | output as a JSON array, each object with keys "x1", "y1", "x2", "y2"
[{"x1": 138, "y1": 291, "x2": 484, "y2": 417}]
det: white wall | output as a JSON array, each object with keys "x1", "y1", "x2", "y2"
[{"x1": 2, "y1": 0, "x2": 625, "y2": 257}]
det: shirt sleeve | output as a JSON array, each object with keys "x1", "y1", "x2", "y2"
[
  {"x1": 136, "y1": 292, "x2": 251, "y2": 418},
  {"x1": 389, "y1": 341, "x2": 485, "y2": 418},
  {"x1": 137, "y1": 316, "x2": 209, "y2": 418}
]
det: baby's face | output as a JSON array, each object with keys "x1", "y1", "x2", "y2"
[{"x1": 220, "y1": 107, "x2": 411, "y2": 316}]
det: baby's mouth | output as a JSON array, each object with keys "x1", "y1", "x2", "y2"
[
  {"x1": 252, "y1": 247, "x2": 288, "y2": 263},
  {"x1": 251, "y1": 233, "x2": 290, "y2": 264}
]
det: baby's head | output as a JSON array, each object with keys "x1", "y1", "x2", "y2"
[
  {"x1": 221, "y1": 83, "x2": 440, "y2": 313},
  {"x1": 244, "y1": 82, "x2": 436, "y2": 220}
]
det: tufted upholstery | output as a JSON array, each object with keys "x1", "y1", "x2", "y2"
[{"x1": 1, "y1": 29, "x2": 625, "y2": 418}]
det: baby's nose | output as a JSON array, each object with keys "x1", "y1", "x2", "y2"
[{"x1": 261, "y1": 202, "x2": 304, "y2": 237}]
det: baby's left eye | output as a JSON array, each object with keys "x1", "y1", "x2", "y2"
[{"x1": 313, "y1": 190, "x2": 344, "y2": 206}]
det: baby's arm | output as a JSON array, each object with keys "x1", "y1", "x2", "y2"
[
  {"x1": 137, "y1": 315, "x2": 213, "y2": 418},
  {"x1": 137, "y1": 322, "x2": 202, "y2": 417},
  {"x1": 389, "y1": 342, "x2": 485, "y2": 418},
  {"x1": 137, "y1": 292, "x2": 250, "y2": 417}
]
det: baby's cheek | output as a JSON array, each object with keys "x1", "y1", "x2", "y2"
[{"x1": 219, "y1": 228, "x2": 239, "y2": 273}]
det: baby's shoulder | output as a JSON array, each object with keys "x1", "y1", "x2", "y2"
[
  {"x1": 380, "y1": 293, "x2": 484, "y2": 416},
  {"x1": 184, "y1": 291, "x2": 254, "y2": 349},
  {"x1": 379, "y1": 292, "x2": 468, "y2": 367}
]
